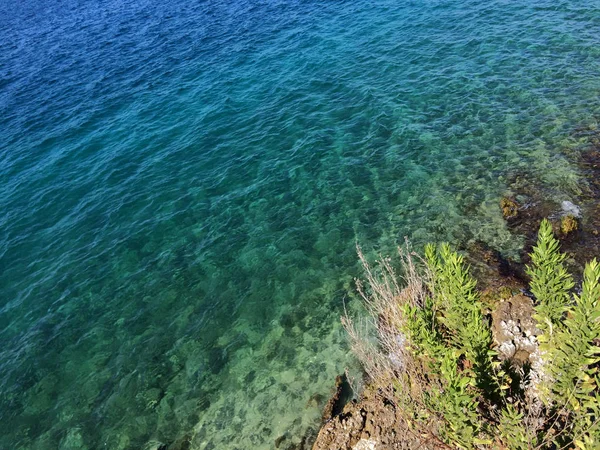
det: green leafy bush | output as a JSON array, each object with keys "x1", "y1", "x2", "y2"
[{"x1": 346, "y1": 220, "x2": 600, "y2": 449}]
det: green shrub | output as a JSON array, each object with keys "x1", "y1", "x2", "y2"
[{"x1": 346, "y1": 220, "x2": 600, "y2": 449}]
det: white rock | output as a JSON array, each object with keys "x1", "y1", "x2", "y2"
[
  {"x1": 561, "y1": 200, "x2": 581, "y2": 218},
  {"x1": 353, "y1": 438, "x2": 378, "y2": 450}
]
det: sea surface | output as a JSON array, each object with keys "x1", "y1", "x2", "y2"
[{"x1": 1, "y1": 0, "x2": 599, "y2": 448}]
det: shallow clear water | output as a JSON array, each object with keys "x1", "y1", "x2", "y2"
[{"x1": 1, "y1": 0, "x2": 599, "y2": 448}]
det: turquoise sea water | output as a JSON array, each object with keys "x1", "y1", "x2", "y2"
[{"x1": 1, "y1": 0, "x2": 600, "y2": 448}]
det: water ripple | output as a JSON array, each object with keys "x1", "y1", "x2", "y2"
[{"x1": 1, "y1": 0, "x2": 600, "y2": 448}]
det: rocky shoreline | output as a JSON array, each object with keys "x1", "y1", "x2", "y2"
[{"x1": 308, "y1": 135, "x2": 600, "y2": 450}]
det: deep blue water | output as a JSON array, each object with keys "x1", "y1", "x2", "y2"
[{"x1": 1, "y1": 0, "x2": 599, "y2": 448}]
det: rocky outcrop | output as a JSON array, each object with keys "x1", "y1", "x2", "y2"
[
  {"x1": 311, "y1": 130, "x2": 600, "y2": 450},
  {"x1": 312, "y1": 388, "x2": 433, "y2": 450}
]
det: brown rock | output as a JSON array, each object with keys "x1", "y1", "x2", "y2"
[{"x1": 312, "y1": 388, "x2": 439, "y2": 450}]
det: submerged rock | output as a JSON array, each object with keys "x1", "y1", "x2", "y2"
[
  {"x1": 321, "y1": 374, "x2": 353, "y2": 423},
  {"x1": 143, "y1": 442, "x2": 167, "y2": 450},
  {"x1": 500, "y1": 197, "x2": 519, "y2": 220},
  {"x1": 465, "y1": 240, "x2": 525, "y2": 294},
  {"x1": 59, "y1": 428, "x2": 88, "y2": 450}
]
